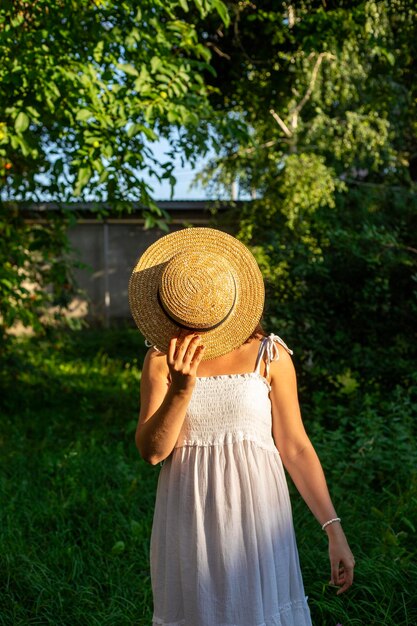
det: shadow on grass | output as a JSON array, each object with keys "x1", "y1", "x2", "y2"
[{"x1": 1, "y1": 328, "x2": 155, "y2": 625}]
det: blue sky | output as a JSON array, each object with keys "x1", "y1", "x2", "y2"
[
  {"x1": 141, "y1": 138, "x2": 250, "y2": 201},
  {"x1": 20, "y1": 137, "x2": 238, "y2": 203},
  {"x1": 142, "y1": 138, "x2": 213, "y2": 200}
]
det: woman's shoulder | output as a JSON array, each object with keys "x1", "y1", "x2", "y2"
[
  {"x1": 238, "y1": 331, "x2": 294, "y2": 367},
  {"x1": 261, "y1": 332, "x2": 294, "y2": 354},
  {"x1": 255, "y1": 332, "x2": 294, "y2": 380},
  {"x1": 143, "y1": 346, "x2": 169, "y2": 379},
  {"x1": 268, "y1": 338, "x2": 296, "y2": 386}
]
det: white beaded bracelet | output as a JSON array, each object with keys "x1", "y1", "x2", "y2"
[{"x1": 321, "y1": 517, "x2": 341, "y2": 531}]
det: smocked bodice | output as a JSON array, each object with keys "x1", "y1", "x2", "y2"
[
  {"x1": 174, "y1": 334, "x2": 293, "y2": 452},
  {"x1": 174, "y1": 372, "x2": 275, "y2": 450}
]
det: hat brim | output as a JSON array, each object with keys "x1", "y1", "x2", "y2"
[{"x1": 128, "y1": 227, "x2": 265, "y2": 360}]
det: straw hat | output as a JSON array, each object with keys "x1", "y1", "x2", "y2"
[{"x1": 128, "y1": 227, "x2": 265, "y2": 360}]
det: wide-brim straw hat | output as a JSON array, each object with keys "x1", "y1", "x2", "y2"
[{"x1": 128, "y1": 227, "x2": 265, "y2": 360}]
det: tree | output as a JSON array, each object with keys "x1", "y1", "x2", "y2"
[
  {"x1": 0, "y1": 0, "x2": 238, "y2": 339},
  {"x1": 196, "y1": 0, "x2": 417, "y2": 392},
  {"x1": 0, "y1": 0, "x2": 238, "y2": 207}
]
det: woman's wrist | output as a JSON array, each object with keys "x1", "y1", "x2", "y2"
[
  {"x1": 169, "y1": 376, "x2": 196, "y2": 396},
  {"x1": 321, "y1": 516, "x2": 341, "y2": 531},
  {"x1": 319, "y1": 515, "x2": 343, "y2": 537},
  {"x1": 325, "y1": 521, "x2": 344, "y2": 539}
]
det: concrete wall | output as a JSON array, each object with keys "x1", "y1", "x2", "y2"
[
  {"x1": 67, "y1": 221, "x2": 185, "y2": 325},
  {"x1": 5, "y1": 202, "x2": 237, "y2": 335}
]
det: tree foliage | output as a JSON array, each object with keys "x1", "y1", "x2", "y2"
[
  {"x1": 0, "y1": 0, "x2": 238, "y2": 339},
  {"x1": 198, "y1": 0, "x2": 417, "y2": 393},
  {"x1": 0, "y1": 206, "x2": 85, "y2": 337},
  {"x1": 0, "y1": 0, "x2": 234, "y2": 206}
]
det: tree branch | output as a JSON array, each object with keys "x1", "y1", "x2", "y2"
[
  {"x1": 269, "y1": 109, "x2": 292, "y2": 137},
  {"x1": 290, "y1": 52, "x2": 335, "y2": 130},
  {"x1": 205, "y1": 42, "x2": 231, "y2": 60},
  {"x1": 287, "y1": 4, "x2": 295, "y2": 28},
  {"x1": 269, "y1": 52, "x2": 335, "y2": 139},
  {"x1": 226, "y1": 138, "x2": 285, "y2": 160}
]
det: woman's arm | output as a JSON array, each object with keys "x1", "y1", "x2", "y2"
[
  {"x1": 269, "y1": 344, "x2": 355, "y2": 594},
  {"x1": 136, "y1": 333, "x2": 205, "y2": 465}
]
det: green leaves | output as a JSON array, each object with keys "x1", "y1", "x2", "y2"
[
  {"x1": 197, "y1": 1, "x2": 417, "y2": 401},
  {"x1": 279, "y1": 152, "x2": 344, "y2": 231},
  {"x1": 75, "y1": 109, "x2": 93, "y2": 122},
  {"x1": 0, "y1": 0, "x2": 235, "y2": 337},
  {"x1": 150, "y1": 56, "x2": 162, "y2": 75},
  {"x1": 0, "y1": 207, "x2": 77, "y2": 339},
  {"x1": 0, "y1": 0, "x2": 228, "y2": 207},
  {"x1": 115, "y1": 62, "x2": 139, "y2": 77},
  {"x1": 14, "y1": 111, "x2": 29, "y2": 133},
  {"x1": 212, "y1": 0, "x2": 230, "y2": 27},
  {"x1": 111, "y1": 540, "x2": 126, "y2": 555},
  {"x1": 74, "y1": 166, "x2": 93, "y2": 196}
]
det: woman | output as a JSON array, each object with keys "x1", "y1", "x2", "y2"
[{"x1": 129, "y1": 227, "x2": 355, "y2": 626}]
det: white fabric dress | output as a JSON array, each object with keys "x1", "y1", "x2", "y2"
[{"x1": 150, "y1": 334, "x2": 312, "y2": 626}]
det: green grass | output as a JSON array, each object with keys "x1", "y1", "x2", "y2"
[
  {"x1": 1, "y1": 328, "x2": 155, "y2": 625},
  {"x1": 1, "y1": 328, "x2": 416, "y2": 625}
]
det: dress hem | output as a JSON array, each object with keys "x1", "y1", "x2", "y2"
[{"x1": 152, "y1": 596, "x2": 311, "y2": 626}]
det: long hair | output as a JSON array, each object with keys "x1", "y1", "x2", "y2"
[{"x1": 245, "y1": 322, "x2": 267, "y2": 343}]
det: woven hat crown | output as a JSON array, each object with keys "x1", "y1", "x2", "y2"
[
  {"x1": 128, "y1": 227, "x2": 265, "y2": 360},
  {"x1": 159, "y1": 251, "x2": 236, "y2": 330}
]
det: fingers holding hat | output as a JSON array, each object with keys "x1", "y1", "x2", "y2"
[
  {"x1": 189, "y1": 341, "x2": 206, "y2": 376},
  {"x1": 168, "y1": 333, "x2": 205, "y2": 390},
  {"x1": 171, "y1": 331, "x2": 198, "y2": 362}
]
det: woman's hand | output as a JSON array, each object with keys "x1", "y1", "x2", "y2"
[
  {"x1": 168, "y1": 332, "x2": 205, "y2": 393},
  {"x1": 327, "y1": 526, "x2": 355, "y2": 594}
]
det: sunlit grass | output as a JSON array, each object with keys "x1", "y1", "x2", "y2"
[
  {"x1": 1, "y1": 328, "x2": 416, "y2": 625},
  {"x1": 1, "y1": 328, "x2": 155, "y2": 625}
]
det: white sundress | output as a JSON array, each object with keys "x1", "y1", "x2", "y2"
[{"x1": 150, "y1": 334, "x2": 313, "y2": 626}]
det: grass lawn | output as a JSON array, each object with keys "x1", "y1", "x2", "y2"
[{"x1": 1, "y1": 327, "x2": 416, "y2": 625}]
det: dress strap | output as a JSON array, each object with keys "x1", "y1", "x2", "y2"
[{"x1": 254, "y1": 333, "x2": 294, "y2": 377}]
